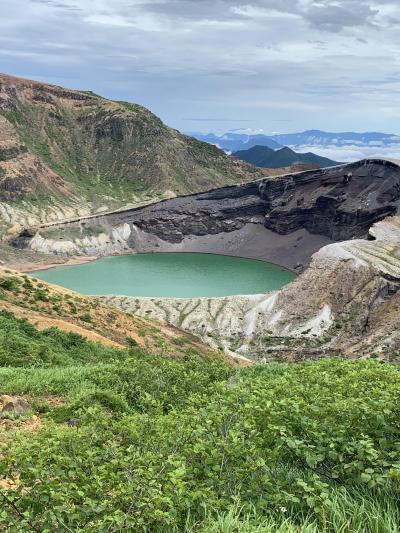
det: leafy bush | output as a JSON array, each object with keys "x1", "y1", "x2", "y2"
[
  {"x1": 0, "y1": 276, "x2": 22, "y2": 292},
  {"x1": 33, "y1": 288, "x2": 49, "y2": 301},
  {"x1": 80, "y1": 313, "x2": 92, "y2": 323},
  {"x1": 0, "y1": 313, "x2": 399, "y2": 531},
  {"x1": 0, "y1": 311, "x2": 125, "y2": 367}
]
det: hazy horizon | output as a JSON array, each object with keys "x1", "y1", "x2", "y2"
[{"x1": 184, "y1": 127, "x2": 400, "y2": 136}]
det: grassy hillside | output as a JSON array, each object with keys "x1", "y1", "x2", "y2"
[
  {"x1": 233, "y1": 145, "x2": 339, "y2": 169},
  {"x1": 0, "y1": 268, "x2": 218, "y2": 360},
  {"x1": 0, "y1": 73, "x2": 264, "y2": 234},
  {"x1": 1, "y1": 274, "x2": 399, "y2": 531},
  {"x1": 0, "y1": 334, "x2": 399, "y2": 531}
]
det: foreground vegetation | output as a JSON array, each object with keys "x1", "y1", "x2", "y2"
[{"x1": 0, "y1": 312, "x2": 400, "y2": 531}]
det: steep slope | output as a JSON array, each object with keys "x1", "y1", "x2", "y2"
[
  {"x1": 0, "y1": 268, "x2": 220, "y2": 360},
  {"x1": 0, "y1": 73, "x2": 264, "y2": 235},
  {"x1": 233, "y1": 145, "x2": 339, "y2": 168}
]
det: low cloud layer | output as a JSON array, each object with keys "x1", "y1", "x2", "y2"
[
  {"x1": 1, "y1": 1, "x2": 399, "y2": 134},
  {"x1": 297, "y1": 145, "x2": 400, "y2": 163}
]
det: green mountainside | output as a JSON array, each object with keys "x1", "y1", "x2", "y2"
[
  {"x1": 0, "y1": 73, "x2": 263, "y2": 234},
  {"x1": 233, "y1": 145, "x2": 339, "y2": 168}
]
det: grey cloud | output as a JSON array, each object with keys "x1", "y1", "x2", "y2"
[
  {"x1": 29, "y1": 0, "x2": 82, "y2": 10},
  {"x1": 302, "y1": 1, "x2": 379, "y2": 31},
  {"x1": 1, "y1": 0, "x2": 399, "y2": 135},
  {"x1": 142, "y1": 0, "x2": 394, "y2": 32},
  {"x1": 142, "y1": 0, "x2": 296, "y2": 21}
]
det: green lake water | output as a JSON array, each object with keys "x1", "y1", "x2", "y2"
[{"x1": 33, "y1": 253, "x2": 295, "y2": 298}]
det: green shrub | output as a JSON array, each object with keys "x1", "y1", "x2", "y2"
[
  {"x1": 0, "y1": 311, "x2": 125, "y2": 367},
  {"x1": 0, "y1": 276, "x2": 22, "y2": 292},
  {"x1": 126, "y1": 337, "x2": 138, "y2": 347},
  {"x1": 0, "y1": 314, "x2": 399, "y2": 531},
  {"x1": 173, "y1": 335, "x2": 190, "y2": 346},
  {"x1": 33, "y1": 288, "x2": 49, "y2": 301}
]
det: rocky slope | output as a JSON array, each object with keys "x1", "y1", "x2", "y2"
[
  {"x1": 102, "y1": 216, "x2": 400, "y2": 361},
  {"x1": 0, "y1": 73, "x2": 264, "y2": 236}
]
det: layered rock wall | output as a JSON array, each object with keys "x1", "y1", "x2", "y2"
[{"x1": 16, "y1": 159, "x2": 400, "y2": 270}]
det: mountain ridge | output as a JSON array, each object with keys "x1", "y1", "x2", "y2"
[
  {"x1": 232, "y1": 145, "x2": 339, "y2": 168},
  {"x1": 272, "y1": 129, "x2": 400, "y2": 148},
  {"x1": 186, "y1": 131, "x2": 282, "y2": 152},
  {"x1": 189, "y1": 129, "x2": 400, "y2": 154},
  {"x1": 0, "y1": 72, "x2": 264, "y2": 236}
]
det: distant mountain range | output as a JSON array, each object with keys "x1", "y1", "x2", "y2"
[
  {"x1": 186, "y1": 131, "x2": 282, "y2": 153},
  {"x1": 188, "y1": 129, "x2": 400, "y2": 155},
  {"x1": 233, "y1": 145, "x2": 339, "y2": 169}
]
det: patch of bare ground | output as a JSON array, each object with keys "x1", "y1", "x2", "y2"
[
  {"x1": 0, "y1": 473, "x2": 20, "y2": 491},
  {"x1": 0, "y1": 416, "x2": 43, "y2": 434}
]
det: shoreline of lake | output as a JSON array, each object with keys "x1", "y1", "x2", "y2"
[{"x1": 32, "y1": 252, "x2": 295, "y2": 299}]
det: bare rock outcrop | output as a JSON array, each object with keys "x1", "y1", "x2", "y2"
[{"x1": 0, "y1": 395, "x2": 31, "y2": 416}]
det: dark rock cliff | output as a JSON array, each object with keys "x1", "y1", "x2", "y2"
[
  {"x1": 260, "y1": 159, "x2": 400, "y2": 239},
  {"x1": 13, "y1": 159, "x2": 400, "y2": 258},
  {"x1": 95, "y1": 158, "x2": 400, "y2": 244}
]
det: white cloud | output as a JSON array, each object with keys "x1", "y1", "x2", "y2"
[{"x1": 296, "y1": 145, "x2": 400, "y2": 162}]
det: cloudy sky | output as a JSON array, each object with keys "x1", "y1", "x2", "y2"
[{"x1": 1, "y1": 0, "x2": 400, "y2": 135}]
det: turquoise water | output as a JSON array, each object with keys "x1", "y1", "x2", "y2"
[{"x1": 33, "y1": 253, "x2": 294, "y2": 298}]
